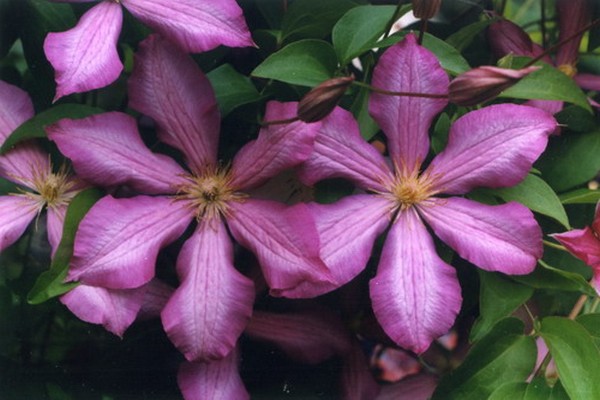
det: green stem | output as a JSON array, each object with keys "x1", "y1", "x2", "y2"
[{"x1": 542, "y1": 239, "x2": 566, "y2": 251}]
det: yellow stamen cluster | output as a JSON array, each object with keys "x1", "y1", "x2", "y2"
[
  {"x1": 557, "y1": 63, "x2": 577, "y2": 78},
  {"x1": 381, "y1": 165, "x2": 439, "y2": 211},
  {"x1": 18, "y1": 163, "x2": 79, "y2": 212}
]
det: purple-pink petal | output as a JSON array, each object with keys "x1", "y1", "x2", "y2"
[
  {"x1": 370, "y1": 209, "x2": 462, "y2": 354},
  {"x1": 340, "y1": 340, "x2": 381, "y2": 400},
  {"x1": 44, "y1": 1, "x2": 123, "y2": 100},
  {"x1": 369, "y1": 33, "x2": 449, "y2": 172},
  {"x1": 426, "y1": 104, "x2": 555, "y2": 195},
  {"x1": 68, "y1": 195, "x2": 194, "y2": 288},
  {"x1": 161, "y1": 220, "x2": 254, "y2": 362},
  {"x1": 302, "y1": 194, "x2": 393, "y2": 297},
  {"x1": 553, "y1": 227, "x2": 600, "y2": 294},
  {"x1": 47, "y1": 205, "x2": 67, "y2": 257},
  {"x1": 122, "y1": 0, "x2": 254, "y2": 52},
  {"x1": 555, "y1": 0, "x2": 591, "y2": 66},
  {"x1": 230, "y1": 102, "x2": 320, "y2": 191},
  {"x1": 297, "y1": 106, "x2": 394, "y2": 192},
  {"x1": 487, "y1": 18, "x2": 548, "y2": 62},
  {"x1": 574, "y1": 73, "x2": 600, "y2": 91},
  {"x1": 419, "y1": 197, "x2": 541, "y2": 274},
  {"x1": 60, "y1": 284, "x2": 146, "y2": 337},
  {"x1": 136, "y1": 279, "x2": 174, "y2": 321},
  {"x1": 226, "y1": 199, "x2": 333, "y2": 298},
  {"x1": 128, "y1": 34, "x2": 220, "y2": 172},
  {"x1": 178, "y1": 351, "x2": 249, "y2": 400},
  {"x1": 47, "y1": 112, "x2": 186, "y2": 195},
  {"x1": 0, "y1": 195, "x2": 39, "y2": 252}
]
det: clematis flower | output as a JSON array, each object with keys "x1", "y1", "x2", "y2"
[
  {"x1": 488, "y1": 0, "x2": 599, "y2": 114},
  {"x1": 47, "y1": 34, "x2": 328, "y2": 362},
  {"x1": 552, "y1": 201, "x2": 600, "y2": 295},
  {"x1": 44, "y1": 0, "x2": 254, "y2": 100},
  {"x1": 298, "y1": 33, "x2": 557, "y2": 353}
]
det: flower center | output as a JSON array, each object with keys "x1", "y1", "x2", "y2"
[
  {"x1": 19, "y1": 163, "x2": 80, "y2": 211},
  {"x1": 384, "y1": 166, "x2": 439, "y2": 210},
  {"x1": 175, "y1": 166, "x2": 246, "y2": 221},
  {"x1": 557, "y1": 63, "x2": 577, "y2": 78}
]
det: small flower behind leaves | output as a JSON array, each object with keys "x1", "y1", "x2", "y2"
[{"x1": 412, "y1": 0, "x2": 442, "y2": 20}]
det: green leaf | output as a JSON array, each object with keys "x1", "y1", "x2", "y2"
[
  {"x1": 470, "y1": 271, "x2": 534, "y2": 342},
  {"x1": 0, "y1": 104, "x2": 104, "y2": 154},
  {"x1": 489, "y1": 378, "x2": 569, "y2": 400},
  {"x1": 432, "y1": 318, "x2": 536, "y2": 400},
  {"x1": 576, "y1": 313, "x2": 600, "y2": 348},
  {"x1": 535, "y1": 130, "x2": 600, "y2": 192},
  {"x1": 446, "y1": 18, "x2": 496, "y2": 52},
  {"x1": 350, "y1": 84, "x2": 379, "y2": 141},
  {"x1": 559, "y1": 188, "x2": 600, "y2": 205},
  {"x1": 252, "y1": 39, "x2": 338, "y2": 87},
  {"x1": 374, "y1": 32, "x2": 470, "y2": 75},
  {"x1": 27, "y1": 188, "x2": 103, "y2": 304},
  {"x1": 431, "y1": 113, "x2": 451, "y2": 154},
  {"x1": 511, "y1": 260, "x2": 596, "y2": 296},
  {"x1": 540, "y1": 317, "x2": 600, "y2": 400},
  {"x1": 281, "y1": 0, "x2": 358, "y2": 42},
  {"x1": 332, "y1": 5, "x2": 399, "y2": 65},
  {"x1": 555, "y1": 105, "x2": 597, "y2": 133},
  {"x1": 207, "y1": 64, "x2": 261, "y2": 117},
  {"x1": 0, "y1": 0, "x2": 18, "y2": 58},
  {"x1": 500, "y1": 62, "x2": 592, "y2": 112},
  {"x1": 483, "y1": 174, "x2": 569, "y2": 229}
]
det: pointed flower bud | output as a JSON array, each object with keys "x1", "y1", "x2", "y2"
[
  {"x1": 297, "y1": 75, "x2": 354, "y2": 122},
  {"x1": 412, "y1": 0, "x2": 442, "y2": 20},
  {"x1": 449, "y1": 65, "x2": 540, "y2": 106}
]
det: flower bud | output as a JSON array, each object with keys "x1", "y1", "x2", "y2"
[
  {"x1": 449, "y1": 65, "x2": 540, "y2": 106},
  {"x1": 412, "y1": 0, "x2": 442, "y2": 20},
  {"x1": 297, "y1": 76, "x2": 354, "y2": 122}
]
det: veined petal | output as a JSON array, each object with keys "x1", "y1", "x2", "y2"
[
  {"x1": 297, "y1": 106, "x2": 394, "y2": 192},
  {"x1": 47, "y1": 204, "x2": 67, "y2": 257},
  {"x1": 178, "y1": 351, "x2": 249, "y2": 400},
  {"x1": 44, "y1": 2, "x2": 123, "y2": 100},
  {"x1": 162, "y1": 220, "x2": 254, "y2": 362},
  {"x1": 419, "y1": 197, "x2": 542, "y2": 274},
  {"x1": 230, "y1": 102, "x2": 320, "y2": 191},
  {"x1": 68, "y1": 195, "x2": 194, "y2": 288},
  {"x1": 0, "y1": 195, "x2": 38, "y2": 252},
  {"x1": 0, "y1": 80, "x2": 34, "y2": 140},
  {"x1": 302, "y1": 195, "x2": 393, "y2": 297},
  {"x1": 123, "y1": 0, "x2": 254, "y2": 52},
  {"x1": 370, "y1": 209, "x2": 462, "y2": 354},
  {"x1": 552, "y1": 226, "x2": 600, "y2": 268},
  {"x1": 60, "y1": 284, "x2": 146, "y2": 337},
  {"x1": 574, "y1": 73, "x2": 600, "y2": 91},
  {"x1": 487, "y1": 18, "x2": 549, "y2": 61},
  {"x1": 137, "y1": 279, "x2": 174, "y2": 321},
  {"x1": 426, "y1": 104, "x2": 555, "y2": 194},
  {"x1": 369, "y1": 33, "x2": 449, "y2": 171},
  {"x1": 245, "y1": 310, "x2": 352, "y2": 364},
  {"x1": 129, "y1": 34, "x2": 220, "y2": 172},
  {"x1": 48, "y1": 112, "x2": 186, "y2": 194},
  {"x1": 226, "y1": 199, "x2": 332, "y2": 298},
  {"x1": 555, "y1": 0, "x2": 591, "y2": 66}
]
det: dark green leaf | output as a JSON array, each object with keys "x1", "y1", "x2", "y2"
[
  {"x1": 446, "y1": 18, "x2": 496, "y2": 52},
  {"x1": 540, "y1": 317, "x2": 600, "y2": 400},
  {"x1": 432, "y1": 318, "x2": 536, "y2": 400},
  {"x1": 535, "y1": 130, "x2": 600, "y2": 192},
  {"x1": 483, "y1": 174, "x2": 570, "y2": 229},
  {"x1": 431, "y1": 112, "x2": 451, "y2": 154},
  {"x1": 511, "y1": 260, "x2": 596, "y2": 296},
  {"x1": 27, "y1": 188, "x2": 103, "y2": 304},
  {"x1": 281, "y1": 0, "x2": 357, "y2": 42},
  {"x1": 252, "y1": 39, "x2": 338, "y2": 87},
  {"x1": 555, "y1": 105, "x2": 597, "y2": 133},
  {"x1": 576, "y1": 313, "x2": 600, "y2": 348},
  {"x1": 470, "y1": 271, "x2": 534, "y2": 342},
  {"x1": 207, "y1": 64, "x2": 261, "y2": 117},
  {"x1": 559, "y1": 188, "x2": 600, "y2": 204},
  {"x1": 332, "y1": 5, "x2": 399, "y2": 65},
  {"x1": 1, "y1": 104, "x2": 104, "y2": 154},
  {"x1": 350, "y1": 84, "x2": 379, "y2": 141},
  {"x1": 489, "y1": 377, "x2": 569, "y2": 400},
  {"x1": 0, "y1": 0, "x2": 18, "y2": 58}
]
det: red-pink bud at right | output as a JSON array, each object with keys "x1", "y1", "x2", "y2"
[
  {"x1": 449, "y1": 65, "x2": 540, "y2": 106},
  {"x1": 412, "y1": 0, "x2": 442, "y2": 20},
  {"x1": 297, "y1": 75, "x2": 354, "y2": 123}
]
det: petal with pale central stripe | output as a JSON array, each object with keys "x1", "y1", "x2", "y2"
[{"x1": 0, "y1": 195, "x2": 39, "y2": 252}]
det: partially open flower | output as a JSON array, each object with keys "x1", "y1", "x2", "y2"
[
  {"x1": 449, "y1": 65, "x2": 540, "y2": 106},
  {"x1": 297, "y1": 76, "x2": 354, "y2": 123},
  {"x1": 412, "y1": 0, "x2": 442, "y2": 20}
]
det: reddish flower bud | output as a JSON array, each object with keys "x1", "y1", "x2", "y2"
[
  {"x1": 297, "y1": 75, "x2": 354, "y2": 122},
  {"x1": 449, "y1": 65, "x2": 540, "y2": 106},
  {"x1": 412, "y1": 0, "x2": 442, "y2": 20}
]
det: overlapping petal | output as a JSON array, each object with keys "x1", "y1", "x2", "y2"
[
  {"x1": 48, "y1": 112, "x2": 186, "y2": 194},
  {"x1": 128, "y1": 34, "x2": 220, "y2": 172},
  {"x1": 230, "y1": 102, "x2": 320, "y2": 191},
  {"x1": 226, "y1": 199, "x2": 332, "y2": 298},
  {"x1": 370, "y1": 209, "x2": 462, "y2": 354},
  {"x1": 302, "y1": 194, "x2": 393, "y2": 297},
  {"x1": 0, "y1": 195, "x2": 39, "y2": 252},
  {"x1": 426, "y1": 104, "x2": 555, "y2": 194},
  {"x1": 178, "y1": 351, "x2": 249, "y2": 400},
  {"x1": 46, "y1": 204, "x2": 67, "y2": 256},
  {"x1": 60, "y1": 284, "x2": 146, "y2": 337},
  {"x1": 369, "y1": 33, "x2": 449, "y2": 171},
  {"x1": 552, "y1": 227, "x2": 600, "y2": 268},
  {"x1": 123, "y1": 0, "x2": 254, "y2": 52},
  {"x1": 419, "y1": 197, "x2": 541, "y2": 274},
  {"x1": 297, "y1": 106, "x2": 393, "y2": 192},
  {"x1": 162, "y1": 220, "x2": 254, "y2": 362},
  {"x1": 68, "y1": 195, "x2": 194, "y2": 288},
  {"x1": 44, "y1": 1, "x2": 123, "y2": 100}
]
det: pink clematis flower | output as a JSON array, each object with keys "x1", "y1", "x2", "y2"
[
  {"x1": 44, "y1": 0, "x2": 254, "y2": 100},
  {"x1": 47, "y1": 34, "x2": 328, "y2": 362},
  {"x1": 488, "y1": 0, "x2": 599, "y2": 114},
  {"x1": 298, "y1": 33, "x2": 557, "y2": 353},
  {"x1": 552, "y1": 202, "x2": 600, "y2": 295}
]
